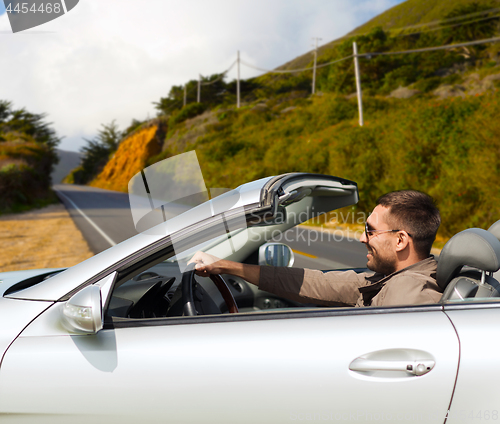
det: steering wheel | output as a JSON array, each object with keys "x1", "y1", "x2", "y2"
[{"x1": 181, "y1": 262, "x2": 239, "y2": 316}]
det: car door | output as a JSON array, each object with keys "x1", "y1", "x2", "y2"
[
  {"x1": 443, "y1": 301, "x2": 500, "y2": 423},
  {"x1": 0, "y1": 303, "x2": 459, "y2": 423}
]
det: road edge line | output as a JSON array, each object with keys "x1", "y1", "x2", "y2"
[{"x1": 55, "y1": 189, "x2": 117, "y2": 247}]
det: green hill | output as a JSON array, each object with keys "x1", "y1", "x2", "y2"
[
  {"x1": 277, "y1": 0, "x2": 500, "y2": 72},
  {"x1": 348, "y1": 0, "x2": 500, "y2": 36},
  {"x1": 77, "y1": 0, "x2": 500, "y2": 239},
  {"x1": 144, "y1": 82, "x2": 500, "y2": 238}
]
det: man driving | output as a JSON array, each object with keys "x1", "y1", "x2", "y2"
[{"x1": 190, "y1": 190, "x2": 442, "y2": 307}]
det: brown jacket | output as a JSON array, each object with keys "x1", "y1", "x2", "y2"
[{"x1": 259, "y1": 257, "x2": 442, "y2": 307}]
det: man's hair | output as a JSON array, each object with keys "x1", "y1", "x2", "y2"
[{"x1": 376, "y1": 190, "x2": 441, "y2": 258}]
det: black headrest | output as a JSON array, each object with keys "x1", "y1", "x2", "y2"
[
  {"x1": 436, "y1": 228, "x2": 500, "y2": 290},
  {"x1": 488, "y1": 220, "x2": 500, "y2": 242}
]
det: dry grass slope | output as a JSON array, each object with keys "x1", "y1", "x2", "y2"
[
  {"x1": 91, "y1": 124, "x2": 162, "y2": 192},
  {"x1": 0, "y1": 204, "x2": 93, "y2": 272}
]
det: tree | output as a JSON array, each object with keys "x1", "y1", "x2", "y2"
[
  {"x1": 0, "y1": 100, "x2": 60, "y2": 212},
  {"x1": 0, "y1": 102, "x2": 59, "y2": 147},
  {"x1": 153, "y1": 74, "x2": 228, "y2": 116},
  {"x1": 78, "y1": 121, "x2": 122, "y2": 183},
  {"x1": 153, "y1": 80, "x2": 199, "y2": 116},
  {"x1": 0, "y1": 100, "x2": 12, "y2": 123}
]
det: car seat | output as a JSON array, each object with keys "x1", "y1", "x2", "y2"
[
  {"x1": 488, "y1": 220, "x2": 500, "y2": 281},
  {"x1": 488, "y1": 220, "x2": 500, "y2": 240},
  {"x1": 438, "y1": 228, "x2": 500, "y2": 302}
]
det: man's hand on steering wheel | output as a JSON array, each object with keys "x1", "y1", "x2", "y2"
[
  {"x1": 188, "y1": 251, "x2": 261, "y2": 287},
  {"x1": 189, "y1": 251, "x2": 224, "y2": 277},
  {"x1": 186, "y1": 252, "x2": 238, "y2": 314}
]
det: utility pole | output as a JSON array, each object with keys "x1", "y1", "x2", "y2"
[
  {"x1": 183, "y1": 84, "x2": 187, "y2": 107},
  {"x1": 353, "y1": 42, "x2": 364, "y2": 127},
  {"x1": 312, "y1": 37, "x2": 322, "y2": 95},
  {"x1": 237, "y1": 50, "x2": 241, "y2": 109},
  {"x1": 197, "y1": 74, "x2": 201, "y2": 103}
]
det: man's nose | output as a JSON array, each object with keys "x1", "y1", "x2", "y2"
[{"x1": 360, "y1": 231, "x2": 367, "y2": 244}]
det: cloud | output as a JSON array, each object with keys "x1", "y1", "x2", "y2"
[{"x1": 0, "y1": 0, "x2": 404, "y2": 152}]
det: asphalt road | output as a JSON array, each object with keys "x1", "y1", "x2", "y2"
[
  {"x1": 53, "y1": 184, "x2": 137, "y2": 254},
  {"x1": 54, "y1": 184, "x2": 368, "y2": 269}
]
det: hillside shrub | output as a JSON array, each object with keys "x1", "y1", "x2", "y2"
[
  {"x1": 323, "y1": 97, "x2": 357, "y2": 125},
  {"x1": 0, "y1": 101, "x2": 59, "y2": 213},
  {"x1": 189, "y1": 90, "x2": 500, "y2": 239},
  {"x1": 0, "y1": 161, "x2": 56, "y2": 213},
  {"x1": 169, "y1": 103, "x2": 207, "y2": 127},
  {"x1": 380, "y1": 65, "x2": 419, "y2": 94},
  {"x1": 413, "y1": 77, "x2": 442, "y2": 93},
  {"x1": 440, "y1": 2, "x2": 500, "y2": 45}
]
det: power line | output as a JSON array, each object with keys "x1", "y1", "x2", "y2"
[
  {"x1": 359, "y1": 35, "x2": 500, "y2": 58},
  {"x1": 394, "y1": 13, "x2": 500, "y2": 38},
  {"x1": 316, "y1": 56, "x2": 354, "y2": 69},
  {"x1": 240, "y1": 60, "x2": 317, "y2": 74},
  {"x1": 200, "y1": 60, "x2": 237, "y2": 86},
  {"x1": 239, "y1": 27, "x2": 500, "y2": 77},
  {"x1": 158, "y1": 24, "x2": 500, "y2": 115},
  {"x1": 240, "y1": 54, "x2": 353, "y2": 75},
  {"x1": 158, "y1": 62, "x2": 236, "y2": 113},
  {"x1": 162, "y1": 34, "x2": 500, "y2": 113},
  {"x1": 293, "y1": 7, "x2": 500, "y2": 55},
  {"x1": 157, "y1": 83, "x2": 199, "y2": 115},
  {"x1": 391, "y1": 6, "x2": 500, "y2": 33}
]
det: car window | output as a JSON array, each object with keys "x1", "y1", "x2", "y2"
[
  {"x1": 104, "y1": 185, "x2": 374, "y2": 322},
  {"x1": 106, "y1": 245, "x2": 316, "y2": 321},
  {"x1": 105, "y1": 211, "x2": 333, "y2": 320}
]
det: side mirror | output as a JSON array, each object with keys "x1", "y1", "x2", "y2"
[
  {"x1": 61, "y1": 285, "x2": 103, "y2": 334},
  {"x1": 258, "y1": 243, "x2": 295, "y2": 267}
]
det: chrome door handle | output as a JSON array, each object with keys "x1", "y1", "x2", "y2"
[{"x1": 349, "y1": 358, "x2": 435, "y2": 376}]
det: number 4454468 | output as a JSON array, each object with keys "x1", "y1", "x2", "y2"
[
  {"x1": 446, "y1": 410, "x2": 499, "y2": 420},
  {"x1": 6, "y1": 3, "x2": 62, "y2": 14}
]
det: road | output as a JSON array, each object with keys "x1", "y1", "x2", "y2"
[
  {"x1": 54, "y1": 184, "x2": 368, "y2": 270},
  {"x1": 53, "y1": 184, "x2": 136, "y2": 254}
]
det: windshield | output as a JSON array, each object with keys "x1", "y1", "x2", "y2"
[
  {"x1": 129, "y1": 151, "x2": 226, "y2": 233},
  {"x1": 165, "y1": 228, "x2": 247, "y2": 265}
]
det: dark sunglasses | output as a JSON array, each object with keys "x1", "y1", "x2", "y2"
[{"x1": 364, "y1": 222, "x2": 412, "y2": 239}]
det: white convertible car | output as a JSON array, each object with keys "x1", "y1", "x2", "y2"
[{"x1": 1, "y1": 172, "x2": 500, "y2": 423}]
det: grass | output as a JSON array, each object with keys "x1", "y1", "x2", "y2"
[
  {"x1": 0, "y1": 203, "x2": 93, "y2": 272},
  {"x1": 0, "y1": 191, "x2": 59, "y2": 216},
  {"x1": 166, "y1": 90, "x2": 500, "y2": 239},
  {"x1": 349, "y1": 0, "x2": 500, "y2": 36},
  {"x1": 259, "y1": 0, "x2": 500, "y2": 96}
]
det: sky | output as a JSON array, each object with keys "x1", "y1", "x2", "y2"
[{"x1": 0, "y1": 0, "x2": 405, "y2": 152}]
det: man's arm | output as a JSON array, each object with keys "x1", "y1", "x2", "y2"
[
  {"x1": 189, "y1": 252, "x2": 366, "y2": 307},
  {"x1": 189, "y1": 251, "x2": 261, "y2": 286}
]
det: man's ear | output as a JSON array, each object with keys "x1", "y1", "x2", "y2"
[{"x1": 395, "y1": 232, "x2": 410, "y2": 252}]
